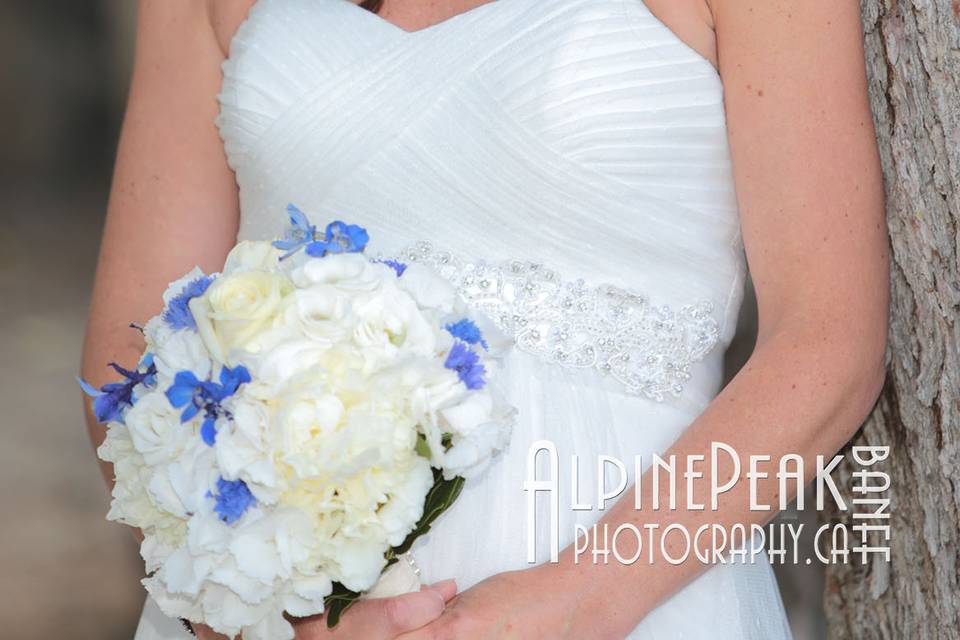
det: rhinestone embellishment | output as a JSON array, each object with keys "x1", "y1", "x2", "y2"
[{"x1": 393, "y1": 241, "x2": 721, "y2": 401}]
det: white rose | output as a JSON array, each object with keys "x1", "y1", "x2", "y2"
[
  {"x1": 440, "y1": 391, "x2": 494, "y2": 436},
  {"x1": 290, "y1": 253, "x2": 389, "y2": 293},
  {"x1": 403, "y1": 363, "x2": 466, "y2": 423},
  {"x1": 190, "y1": 270, "x2": 294, "y2": 362},
  {"x1": 438, "y1": 391, "x2": 515, "y2": 479},
  {"x1": 396, "y1": 262, "x2": 459, "y2": 313},
  {"x1": 144, "y1": 316, "x2": 213, "y2": 382},
  {"x1": 439, "y1": 425, "x2": 510, "y2": 479},
  {"x1": 252, "y1": 338, "x2": 341, "y2": 386},
  {"x1": 224, "y1": 240, "x2": 284, "y2": 274},
  {"x1": 292, "y1": 285, "x2": 353, "y2": 344},
  {"x1": 351, "y1": 282, "x2": 437, "y2": 371},
  {"x1": 124, "y1": 391, "x2": 191, "y2": 467}
]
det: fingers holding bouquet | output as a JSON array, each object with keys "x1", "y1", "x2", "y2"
[
  {"x1": 294, "y1": 580, "x2": 458, "y2": 639},
  {"x1": 192, "y1": 579, "x2": 457, "y2": 639}
]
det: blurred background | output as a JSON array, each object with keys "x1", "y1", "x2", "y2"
[{"x1": 0, "y1": 2, "x2": 824, "y2": 639}]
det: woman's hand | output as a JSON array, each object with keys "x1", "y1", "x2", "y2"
[
  {"x1": 396, "y1": 565, "x2": 620, "y2": 640},
  {"x1": 193, "y1": 580, "x2": 458, "y2": 640}
]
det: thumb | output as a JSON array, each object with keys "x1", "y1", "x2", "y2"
[
  {"x1": 368, "y1": 588, "x2": 447, "y2": 635},
  {"x1": 302, "y1": 589, "x2": 446, "y2": 638},
  {"x1": 421, "y1": 579, "x2": 458, "y2": 603}
]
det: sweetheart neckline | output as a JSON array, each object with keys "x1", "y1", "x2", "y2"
[
  {"x1": 339, "y1": 0, "x2": 511, "y2": 35},
  {"x1": 225, "y1": 0, "x2": 720, "y2": 80}
]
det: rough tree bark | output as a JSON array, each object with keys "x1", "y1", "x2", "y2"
[{"x1": 823, "y1": 1, "x2": 960, "y2": 638}]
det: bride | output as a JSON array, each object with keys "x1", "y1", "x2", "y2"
[{"x1": 81, "y1": 0, "x2": 887, "y2": 637}]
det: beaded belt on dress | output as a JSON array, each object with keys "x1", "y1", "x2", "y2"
[{"x1": 392, "y1": 241, "x2": 721, "y2": 402}]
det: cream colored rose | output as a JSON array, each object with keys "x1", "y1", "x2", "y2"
[
  {"x1": 190, "y1": 270, "x2": 294, "y2": 362},
  {"x1": 223, "y1": 240, "x2": 284, "y2": 274},
  {"x1": 350, "y1": 281, "x2": 437, "y2": 372}
]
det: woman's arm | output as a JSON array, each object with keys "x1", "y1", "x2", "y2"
[
  {"x1": 81, "y1": 0, "x2": 239, "y2": 487},
  {"x1": 573, "y1": 0, "x2": 888, "y2": 628},
  {"x1": 82, "y1": 3, "x2": 457, "y2": 638},
  {"x1": 398, "y1": 0, "x2": 888, "y2": 636}
]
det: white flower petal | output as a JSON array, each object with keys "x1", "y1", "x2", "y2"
[{"x1": 230, "y1": 534, "x2": 281, "y2": 584}]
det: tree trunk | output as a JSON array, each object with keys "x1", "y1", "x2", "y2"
[{"x1": 823, "y1": 1, "x2": 960, "y2": 638}]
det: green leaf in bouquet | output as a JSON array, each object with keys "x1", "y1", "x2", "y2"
[
  {"x1": 392, "y1": 469, "x2": 464, "y2": 556},
  {"x1": 415, "y1": 432, "x2": 454, "y2": 459},
  {"x1": 414, "y1": 433, "x2": 432, "y2": 459},
  {"x1": 323, "y1": 582, "x2": 362, "y2": 629}
]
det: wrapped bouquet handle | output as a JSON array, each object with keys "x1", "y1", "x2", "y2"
[{"x1": 361, "y1": 553, "x2": 422, "y2": 600}]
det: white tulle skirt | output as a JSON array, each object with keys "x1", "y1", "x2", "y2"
[{"x1": 135, "y1": 350, "x2": 791, "y2": 639}]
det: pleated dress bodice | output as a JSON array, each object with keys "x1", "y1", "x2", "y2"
[{"x1": 216, "y1": 0, "x2": 746, "y2": 403}]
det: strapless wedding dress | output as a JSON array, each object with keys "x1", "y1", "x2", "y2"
[{"x1": 135, "y1": 0, "x2": 792, "y2": 637}]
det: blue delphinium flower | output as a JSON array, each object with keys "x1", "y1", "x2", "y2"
[
  {"x1": 78, "y1": 359, "x2": 159, "y2": 424},
  {"x1": 445, "y1": 318, "x2": 488, "y2": 350},
  {"x1": 200, "y1": 413, "x2": 219, "y2": 446},
  {"x1": 306, "y1": 220, "x2": 370, "y2": 257},
  {"x1": 137, "y1": 353, "x2": 157, "y2": 388},
  {"x1": 272, "y1": 204, "x2": 318, "y2": 259},
  {"x1": 165, "y1": 365, "x2": 250, "y2": 445},
  {"x1": 208, "y1": 477, "x2": 256, "y2": 525},
  {"x1": 203, "y1": 365, "x2": 251, "y2": 445},
  {"x1": 217, "y1": 364, "x2": 252, "y2": 398},
  {"x1": 162, "y1": 276, "x2": 213, "y2": 330},
  {"x1": 444, "y1": 341, "x2": 486, "y2": 390},
  {"x1": 165, "y1": 370, "x2": 218, "y2": 422},
  {"x1": 272, "y1": 205, "x2": 369, "y2": 260},
  {"x1": 378, "y1": 258, "x2": 407, "y2": 277}
]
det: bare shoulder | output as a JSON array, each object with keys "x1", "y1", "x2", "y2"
[
  {"x1": 207, "y1": 0, "x2": 260, "y2": 57},
  {"x1": 641, "y1": 0, "x2": 718, "y2": 70}
]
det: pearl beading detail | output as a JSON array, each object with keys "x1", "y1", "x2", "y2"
[{"x1": 394, "y1": 241, "x2": 721, "y2": 401}]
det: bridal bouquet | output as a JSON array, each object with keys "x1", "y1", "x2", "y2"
[{"x1": 80, "y1": 205, "x2": 515, "y2": 640}]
